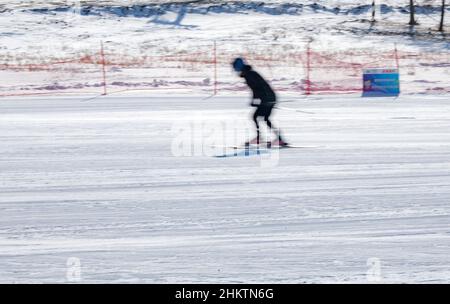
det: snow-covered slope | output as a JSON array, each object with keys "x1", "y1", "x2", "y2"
[
  {"x1": 1, "y1": 95, "x2": 450, "y2": 283},
  {"x1": 0, "y1": 1, "x2": 446, "y2": 9},
  {"x1": 0, "y1": 1, "x2": 449, "y2": 284},
  {"x1": 0, "y1": 0, "x2": 448, "y2": 96}
]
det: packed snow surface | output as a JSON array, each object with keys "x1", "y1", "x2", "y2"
[{"x1": 0, "y1": 95, "x2": 449, "y2": 283}]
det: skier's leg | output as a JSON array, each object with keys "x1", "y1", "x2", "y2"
[
  {"x1": 264, "y1": 109, "x2": 283, "y2": 141},
  {"x1": 265, "y1": 117, "x2": 282, "y2": 140},
  {"x1": 264, "y1": 107, "x2": 287, "y2": 146},
  {"x1": 252, "y1": 110, "x2": 261, "y2": 143},
  {"x1": 244, "y1": 108, "x2": 260, "y2": 147}
]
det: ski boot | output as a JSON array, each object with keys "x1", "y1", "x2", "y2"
[{"x1": 269, "y1": 138, "x2": 289, "y2": 148}]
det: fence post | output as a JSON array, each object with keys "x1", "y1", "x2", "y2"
[
  {"x1": 394, "y1": 43, "x2": 400, "y2": 70},
  {"x1": 305, "y1": 41, "x2": 311, "y2": 95},
  {"x1": 100, "y1": 41, "x2": 107, "y2": 96},
  {"x1": 439, "y1": 0, "x2": 445, "y2": 32},
  {"x1": 213, "y1": 40, "x2": 218, "y2": 95},
  {"x1": 371, "y1": 0, "x2": 376, "y2": 22}
]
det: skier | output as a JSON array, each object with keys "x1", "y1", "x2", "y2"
[{"x1": 232, "y1": 57, "x2": 288, "y2": 147}]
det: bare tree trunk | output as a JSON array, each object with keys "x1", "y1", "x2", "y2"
[
  {"x1": 439, "y1": 0, "x2": 446, "y2": 31},
  {"x1": 371, "y1": 0, "x2": 376, "y2": 22},
  {"x1": 409, "y1": 0, "x2": 418, "y2": 25}
]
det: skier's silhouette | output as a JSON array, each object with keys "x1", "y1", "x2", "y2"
[{"x1": 232, "y1": 58, "x2": 287, "y2": 146}]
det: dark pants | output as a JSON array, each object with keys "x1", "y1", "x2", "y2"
[
  {"x1": 252, "y1": 102, "x2": 281, "y2": 141},
  {"x1": 254, "y1": 103, "x2": 275, "y2": 120}
]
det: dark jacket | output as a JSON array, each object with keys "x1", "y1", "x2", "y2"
[{"x1": 240, "y1": 65, "x2": 276, "y2": 104}]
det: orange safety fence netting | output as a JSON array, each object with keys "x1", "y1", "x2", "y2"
[{"x1": 0, "y1": 42, "x2": 449, "y2": 97}]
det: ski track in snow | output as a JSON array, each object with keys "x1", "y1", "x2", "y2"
[{"x1": 0, "y1": 95, "x2": 450, "y2": 283}]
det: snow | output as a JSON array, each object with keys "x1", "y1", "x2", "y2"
[
  {"x1": 1, "y1": 95, "x2": 450, "y2": 283},
  {"x1": 0, "y1": 0, "x2": 449, "y2": 284},
  {"x1": 0, "y1": 1, "x2": 448, "y2": 97}
]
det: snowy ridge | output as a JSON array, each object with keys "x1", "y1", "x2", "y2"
[
  {"x1": 0, "y1": 0, "x2": 448, "y2": 97},
  {"x1": 2, "y1": 1, "x2": 447, "y2": 17}
]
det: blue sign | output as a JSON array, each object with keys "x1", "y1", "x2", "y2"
[{"x1": 363, "y1": 68, "x2": 400, "y2": 97}]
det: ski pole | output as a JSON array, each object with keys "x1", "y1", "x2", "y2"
[{"x1": 275, "y1": 106, "x2": 315, "y2": 115}]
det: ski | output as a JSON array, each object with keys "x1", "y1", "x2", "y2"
[
  {"x1": 214, "y1": 148, "x2": 270, "y2": 158},
  {"x1": 275, "y1": 106, "x2": 316, "y2": 114},
  {"x1": 211, "y1": 144, "x2": 321, "y2": 150}
]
